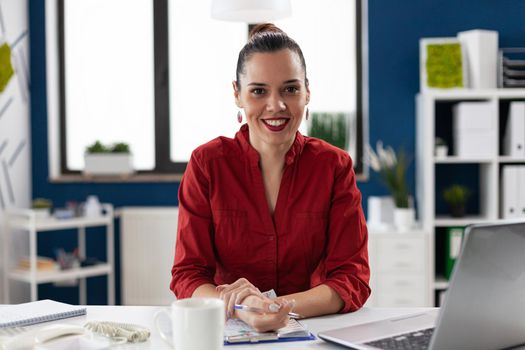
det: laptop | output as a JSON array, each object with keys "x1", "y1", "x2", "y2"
[{"x1": 318, "y1": 221, "x2": 525, "y2": 350}]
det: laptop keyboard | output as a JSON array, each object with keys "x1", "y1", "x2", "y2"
[{"x1": 364, "y1": 327, "x2": 434, "y2": 350}]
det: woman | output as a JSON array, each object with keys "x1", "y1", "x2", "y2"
[{"x1": 171, "y1": 23, "x2": 370, "y2": 332}]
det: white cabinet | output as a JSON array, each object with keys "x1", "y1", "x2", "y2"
[
  {"x1": 2, "y1": 204, "x2": 115, "y2": 304},
  {"x1": 416, "y1": 88, "x2": 525, "y2": 304},
  {"x1": 366, "y1": 229, "x2": 432, "y2": 307}
]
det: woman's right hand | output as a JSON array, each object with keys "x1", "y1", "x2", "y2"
[
  {"x1": 216, "y1": 278, "x2": 264, "y2": 319},
  {"x1": 236, "y1": 295, "x2": 295, "y2": 332},
  {"x1": 216, "y1": 278, "x2": 296, "y2": 331}
]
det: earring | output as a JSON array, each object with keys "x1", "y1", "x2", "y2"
[
  {"x1": 237, "y1": 110, "x2": 243, "y2": 123},
  {"x1": 305, "y1": 107, "x2": 309, "y2": 121}
]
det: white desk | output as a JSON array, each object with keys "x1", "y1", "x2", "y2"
[{"x1": 8, "y1": 306, "x2": 433, "y2": 349}]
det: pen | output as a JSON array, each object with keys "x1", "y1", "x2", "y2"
[{"x1": 234, "y1": 304, "x2": 301, "y2": 319}]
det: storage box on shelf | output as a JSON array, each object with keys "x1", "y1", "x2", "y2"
[
  {"x1": 2, "y1": 204, "x2": 115, "y2": 304},
  {"x1": 365, "y1": 227, "x2": 432, "y2": 307},
  {"x1": 416, "y1": 88, "x2": 525, "y2": 305}
]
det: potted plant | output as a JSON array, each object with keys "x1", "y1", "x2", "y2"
[
  {"x1": 32, "y1": 198, "x2": 53, "y2": 220},
  {"x1": 443, "y1": 184, "x2": 470, "y2": 217},
  {"x1": 434, "y1": 137, "x2": 448, "y2": 158},
  {"x1": 366, "y1": 141, "x2": 414, "y2": 230},
  {"x1": 84, "y1": 140, "x2": 134, "y2": 176},
  {"x1": 308, "y1": 112, "x2": 349, "y2": 151}
]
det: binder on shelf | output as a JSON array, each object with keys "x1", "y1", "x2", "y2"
[
  {"x1": 519, "y1": 167, "x2": 525, "y2": 218},
  {"x1": 503, "y1": 102, "x2": 525, "y2": 158},
  {"x1": 438, "y1": 290, "x2": 447, "y2": 307},
  {"x1": 445, "y1": 227, "x2": 464, "y2": 280},
  {"x1": 501, "y1": 166, "x2": 520, "y2": 219}
]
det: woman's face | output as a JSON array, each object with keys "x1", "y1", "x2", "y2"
[{"x1": 234, "y1": 49, "x2": 310, "y2": 149}]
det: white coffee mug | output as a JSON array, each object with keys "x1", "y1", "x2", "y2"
[{"x1": 154, "y1": 298, "x2": 225, "y2": 350}]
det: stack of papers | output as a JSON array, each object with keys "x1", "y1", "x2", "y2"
[{"x1": 17, "y1": 256, "x2": 58, "y2": 271}]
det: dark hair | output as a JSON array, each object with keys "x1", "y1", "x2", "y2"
[{"x1": 235, "y1": 23, "x2": 308, "y2": 88}]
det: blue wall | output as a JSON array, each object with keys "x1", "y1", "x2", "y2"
[{"x1": 29, "y1": 1, "x2": 525, "y2": 304}]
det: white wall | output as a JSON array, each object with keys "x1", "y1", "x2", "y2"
[{"x1": 0, "y1": 0, "x2": 31, "y2": 303}]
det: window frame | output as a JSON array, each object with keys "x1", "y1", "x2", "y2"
[{"x1": 56, "y1": 0, "x2": 368, "y2": 178}]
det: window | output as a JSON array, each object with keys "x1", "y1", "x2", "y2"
[
  {"x1": 59, "y1": 0, "x2": 155, "y2": 171},
  {"x1": 56, "y1": 0, "x2": 367, "y2": 177},
  {"x1": 168, "y1": 0, "x2": 246, "y2": 163},
  {"x1": 275, "y1": 0, "x2": 360, "y2": 167}
]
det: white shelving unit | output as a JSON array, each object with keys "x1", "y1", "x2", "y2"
[
  {"x1": 2, "y1": 204, "x2": 115, "y2": 304},
  {"x1": 416, "y1": 88, "x2": 525, "y2": 305}
]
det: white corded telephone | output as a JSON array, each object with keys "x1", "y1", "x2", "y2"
[
  {"x1": 0, "y1": 324, "x2": 85, "y2": 350},
  {"x1": 0, "y1": 321, "x2": 150, "y2": 349}
]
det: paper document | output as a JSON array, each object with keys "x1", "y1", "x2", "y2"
[{"x1": 224, "y1": 318, "x2": 312, "y2": 344}]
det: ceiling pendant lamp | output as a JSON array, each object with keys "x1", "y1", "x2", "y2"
[{"x1": 211, "y1": 0, "x2": 292, "y2": 23}]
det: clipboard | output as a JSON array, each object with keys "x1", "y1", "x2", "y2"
[
  {"x1": 223, "y1": 318, "x2": 315, "y2": 345},
  {"x1": 224, "y1": 332, "x2": 316, "y2": 345}
]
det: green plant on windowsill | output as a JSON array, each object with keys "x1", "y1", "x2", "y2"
[
  {"x1": 111, "y1": 142, "x2": 130, "y2": 153},
  {"x1": 443, "y1": 184, "x2": 470, "y2": 218},
  {"x1": 84, "y1": 141, "x2": 134, "y2": 176},
  {"x1": 86, "y1": 141, "x2": 131, "y2": 154},
  {"x1": 86, "y1": 140, "x2": 110, "y2": 154}
]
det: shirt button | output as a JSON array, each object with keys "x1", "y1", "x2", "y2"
[{"x1": 268, "y1": 236, "x2": 274, "y2": 241}]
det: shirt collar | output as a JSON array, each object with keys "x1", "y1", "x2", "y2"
[{"x1": 236, "y1": 124, "x2": 306, "y2": 166}]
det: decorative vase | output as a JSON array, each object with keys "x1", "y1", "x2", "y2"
[
  {"x1": 393, "y1": 207, "x2": 415, "y2": 231},
  {"x1": 367, "y1": 196, "x2": 395, "y2": 229},
  {"x1": 84, "y1": 195, "x2": 102, "y2": 218}
]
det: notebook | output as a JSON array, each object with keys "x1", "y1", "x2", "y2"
[
  {"x1": 0, "y1": 300, "x2": 86, "y2": 328},
  {"x1": 224, "y1": 318, "x2": 315, "y2": 345}
]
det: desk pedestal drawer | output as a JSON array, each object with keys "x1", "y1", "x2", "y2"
[
  {"x1": 376, "y1": 238, "x2": 425, "y2": 272},
  {"x1": 368, "y1": 230, "x2": 431, "y2": 307},
  {"x1": 370, "y1": 275, "x2": 426, "y2": 307},
  {"x1": 375, "y1": 291, "x2": 426, "y2": 307},
  {"x1": 377, "y1": 274, "x2": 425, "y2": 291}
]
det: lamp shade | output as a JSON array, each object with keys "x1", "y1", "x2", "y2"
[{"x1": 211, "y1": 0, "x2": 291, "y2": 23}]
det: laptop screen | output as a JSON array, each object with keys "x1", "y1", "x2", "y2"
[{"x1": 430, "y1": 221, "x2": 525, "y2": 350}]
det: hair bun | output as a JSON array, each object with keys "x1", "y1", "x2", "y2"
[{"x1": 248, "y1": 23, "x2": 285, "y2": 39}]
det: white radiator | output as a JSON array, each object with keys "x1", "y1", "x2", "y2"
[{"x1": 120, "y1": 207, "x2": 178, "y2": 305}]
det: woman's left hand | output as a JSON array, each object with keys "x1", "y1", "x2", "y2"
[{"x1": 216, "y1": 278, "x2": 265, "y2": 318}]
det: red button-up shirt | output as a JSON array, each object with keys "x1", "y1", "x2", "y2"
[{"x1": 170, "y1": 125, "x2": 370, "y2": 313}]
